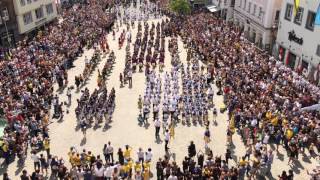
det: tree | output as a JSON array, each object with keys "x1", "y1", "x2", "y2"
[{"x1": 169, "y1": 0, "x2": 191, "y2": 15}]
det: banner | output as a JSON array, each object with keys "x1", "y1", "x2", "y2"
[{"x1": 316, "y1": 1, "x2": 320, "y2": 25}]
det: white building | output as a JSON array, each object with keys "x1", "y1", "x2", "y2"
[
  {"x1": 210, "y1": 0, "x2": 235, "y2": 21},
  {"x1": 275, "y1": 0, "x2": 320, "y2": 83},
  {"x1": 13, "y1": 0, "x2": 58, "y2": 34},
  {"x1": 233, "y1": 0, "x2": 283, "y2": 52}
]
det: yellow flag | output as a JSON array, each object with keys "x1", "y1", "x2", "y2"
[{"x1": 293, "y1": 0, "x2": 300, "y2": 16}]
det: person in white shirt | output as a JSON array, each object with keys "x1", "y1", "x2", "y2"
[
  {"x1": 106, "y1": 141, "x2": 114, "y2": 163},
  {"x1": 84, "y1": 56, "x2": 89, "y2": 66},
  {"x1": 104, "y1": 164, "x2": 113, "y2": 180},
  {"x1": 168, "y1": 173, "x2": 178, "y2": 180},
  {"x1": 164, "y1": 130, "x2": 170, "y2": 152},
  {"x1": 137, "y1": 148, "x2": 144, "y2": 164},
  {"x1": 94, "y1": 163, "x2": 105, "y2": 178},
  {"x1": 31, "y1": 151, "x2": 40, "y2": 171},
  {"x1": 154, "y1": 118, "x2": 161, "y2": 139},
  {"x1": 145, "y1": 148, "x2": 152, "y2": 162}
]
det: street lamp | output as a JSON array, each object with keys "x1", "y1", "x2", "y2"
[{"x1": 0, "y1": 2, "x2": 11, "y2": 47}]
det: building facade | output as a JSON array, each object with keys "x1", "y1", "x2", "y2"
[
  {"x1": 0, "y1": 0, "x2": 19, "y2": 47},
  {"x1": 13, "y1": 0, "x2": 58, "y2": 34},
  {"x1": 211, "y1": 0, "x2": 235, "y2": 21},
  {"x1": 275, "y1": 0, "x2": 320, "y2": 84},
  {"x1": 190, "y1": 0, "x2": 210, "y2": 8},
  {"x1": 233, "y1": 0, "x2": 283, "y2": 52}
]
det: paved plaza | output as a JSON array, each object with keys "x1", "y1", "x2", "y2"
[{"x1": 2, "y1": 3, "x2": 319, "y2": 179}]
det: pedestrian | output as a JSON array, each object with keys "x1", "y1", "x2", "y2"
[
  {"x1": 20, "y1": 170, "x2": 30, "y2": 180},
  {"x1": 67, "y1": 87, "x2": 72, "y2": 106},
  {"x1": 31, "y1": 151, "x2": 40, "y2": 171},
  {"x1": 188, "y1": 141, "x2": 196, "y2": 158},
  {"x1": 164, "y1": 129, "x2": 170, "y2": 152},
  {"x1": 39, "y1": 154, "x2": 48, "y2": 175},
  {"x1": 145, "y1": 148, "x2": 152, "y2": 162},
  {"x1": 154, "y1": 118, "x2": 161, "y2": 139},
  {"x1": 137, "y1": 148, "x2": 144, "y2": 164},
  {"x1": 3, "y1": 173, "x2": 10, "y2": 180},
  {"x1": 80, "y1": 119, "x2": 87, "y2": 139},
  {"x1": 128, "y1": 69, "x2": 133, "y2": 87},
  {"x1": 118, "y1": 148, "x2": 124, "y2": 165},
  {"x1": 120, "y1": 73, "x2": 123, "y2": 87},
  {"x1": 107, "y1": 141, "x2": 114, "y2": 163}
]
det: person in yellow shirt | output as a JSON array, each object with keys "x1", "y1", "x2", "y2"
[
  {"x1": 43, "y1": 138, "x2": 50, "y2": 157},
  {"x1": 239, "y1": 156, "x2": 248, "y2": 167},
  {"x1": 43, "y1": 113, "x2": 49, "y2": 126},
  {"x1": 143, "y1": 168, "x2": 150, "y2": 180},
  {"x1": 169, "y1": 123, "x2": 175, "y2": 139},
  {"x1": 2, "y1": 142, "x2": 9, "y2": 164},
  {"x1": 143, "y1": 161, "x2": 151, "y2": 171},
  {"x1": 73, "y1": 153, "x2": 81, "y2": 167},
  {"x1": 124, "y1": 145, "x2": 132, "y2": 160},
  {"x1": 68, "y1": 150, "x2": 75, "y2": 166},
  {"x1": 134, "y1": 160, "x2": 142, "y2": 172},
  {"x1": 127, "y1": 158, "x2": 133, "y2": 178},
  {"x1": 202, "y1": 166, "x2": 211, "y2": 178}
]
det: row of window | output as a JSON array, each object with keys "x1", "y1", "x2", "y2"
[
  {"x1": 23, "y1": 4, "x2": 54, "y2": 25},
  {"x1": 239, "y1": 0, "x2": 263, "y2": 19},
  {"x1": 284, "y1": 3, "x2": 316, "y2": 31},
  {"x1": 20, "y1": 0, "x2": 39, "y2": 6}
]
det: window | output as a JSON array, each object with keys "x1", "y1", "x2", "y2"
[
  {"x1": 258, "y1": 7, "x2": 262, "y2": 18},
  {"x1": 294, "y1": 7, "x2": 303, "y2": 25},
  {"x1": 2, "y1": 8, "x2": 10, "y2": 21},
  {"x1": 23, "y1": 12, "x2": 33, "y2": 25},
  {"x1": 231, "y1": 0, "x2": 235, "y2": 7},
  {"x1": 224, "y1": 0, "x2": 227, "y2": 6},
  {"x1": 26, "y1": 0, "x2": 32, "y2": 4},
  {"x1": 46, "y1": 4, "x2": 53, "y2": 15},
  {"x1": 317, "y1": 45, "x2": 320, "y2": 57},
  {"x1": 20, "y1": 0, "x2": 26, "y2": 6},
  {"x1": 306, "y1": 11, "x2": 316, "y2": 31},
  {"x1": 239, "y1": 0, "x2": 242, "y2": 7},
  {"x1": 248, "y1": 2, "x2": 251, "y2": 13},
  {"x1": 0, "y1": 16, "x2": 2, "y2": 25},
  {"x1": 285, "y1": 3, "x2": 293, "y2": 21},
  {"x1": 275, "y1": 10, "x2": 280, "y2": 21},
  {"x1": 253, "y1": 4, "x2": 256, "y2": 15},
  {"x1": 35, "y1": 7, "x2": 44, "y2": 19},
  {"x1": 243, "y1": 0, "x2": 246, "y2": 10}
]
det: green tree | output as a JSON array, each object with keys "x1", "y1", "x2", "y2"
[{"x1": 169, "y1": 0, "x2": 191, "y2": 15}]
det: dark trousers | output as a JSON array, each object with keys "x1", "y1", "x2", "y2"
[
  {"x1": 106, "y1": 153, "x2": 114, "y2": 163},
  {"x1": 34, "y1": 161, "x2": 40, "y2": 170},
  {"x1": 155, "y1": 127, "x2": 160, "y2": 138},
  {"x1": 165, "y1": 140, "x2": 169, "y2": 151}
]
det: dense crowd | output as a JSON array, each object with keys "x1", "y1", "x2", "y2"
[
  {"x1": 1, "y1": 0, "x2": 319, "y2": 179},
  {"x1": 166, "y1": 11, "x2": 320, "y2": 178},
  {"x1": 0, "y1": 0, "x2": 116, "y2": 169}
]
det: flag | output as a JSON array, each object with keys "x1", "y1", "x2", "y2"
[
  {"x1": 316, "y1": 1, "x2": 320, "y2": 25},
  {"x1": 293, "y1": 0, "x2": 300, "y2": 16}
]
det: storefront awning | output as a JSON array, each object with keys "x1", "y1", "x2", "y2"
[{"x1": 206, "y1": 5, "x2": 220, "y2": 13}]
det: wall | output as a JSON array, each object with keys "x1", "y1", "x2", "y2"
[
  {"x1": 234, "y1": 0, "x2": 283, "y2": 50},
  {"x1": 0, "y1": 0, "x2": 19, "y2": 47},
  {"x1": 276, "y1": 0, "x2": 320, "y2": 67},
  {"x1": 13, "y1": 0, "x2": 58, "y2": 34}
]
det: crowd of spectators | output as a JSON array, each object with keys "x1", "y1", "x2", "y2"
[
  {"x1": 0, "y1": 0, "x2": 116, "y2": 169},
  {"x1": 166, "y1": 11, "x2": 320, "y2": 179}
]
